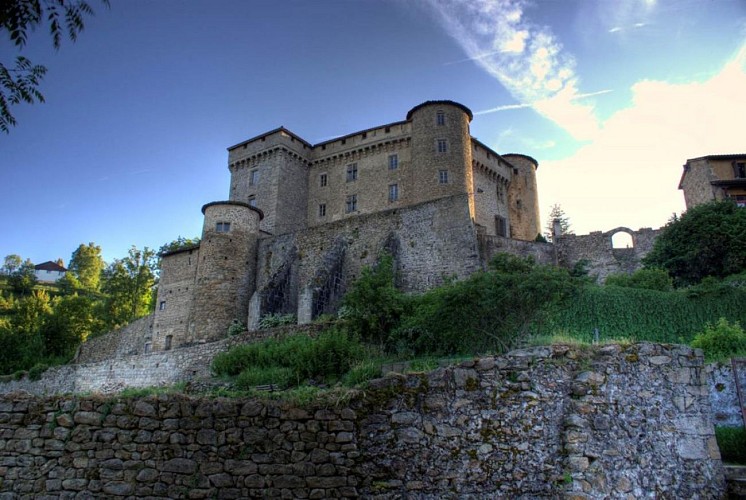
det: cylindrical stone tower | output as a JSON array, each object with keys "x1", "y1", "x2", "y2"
[
  {"x1": 189, "y1": 201, "x2": 263, "y2": 342},
  {"x1": 504, "y1": 154, "x2": 541, "y2": 241},
  {"x1": 407, "y1": 100, "x2": 475, "y2": 215}
]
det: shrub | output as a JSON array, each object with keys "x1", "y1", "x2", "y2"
[
  {"x1": 235, "y1": 366, "x2": 295, "y2": 390},
  {"x1": 342, "y1": 361, "x2": 382, "y2": 387},
  {"x1": 605, "y1": 268, "x2": 673, "y2": 291},
  {"x1": 715, "y1": 426, "x2": 746, "y2": 463},
  {"x1": 690, "y1": 318, "x2": 746, "y2": 363},
  {"x1": 212, "y1": 329, "x2": 366, "y2": 388},
  {"x1": 227, "y1": 320, "x2": 246, "y2": 336},
  {"x1": 27, "y1": 363, "x2": 48, "y2": 381},
  {"x1": 258, "y1": 313, "x2": 297, "y2": 330}
]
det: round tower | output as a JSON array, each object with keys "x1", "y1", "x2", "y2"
[
  {"x1": 407, "y1": 100, "x2": 475, "y2": 215},
  {"x1": 189, "y1": 201, "x2": 263, "y2": 342},
  {"x1": 504, "y1": 154, "x2": 541, "y2": 241}
]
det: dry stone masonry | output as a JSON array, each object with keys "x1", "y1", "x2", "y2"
[{"x1": 0, "y1": 343, "x2": 725, "y2": 498}]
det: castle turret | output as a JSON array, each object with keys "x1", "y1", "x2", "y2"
[
  {"x1": 504, "y1": 154, "x2": 541, "y2": 241},
  {"x1": 407, "y1": 101, "x2": 475, "y2": 216},
  {"x1": 189, "y1": 201, "x2": 263, "y2": 342}
]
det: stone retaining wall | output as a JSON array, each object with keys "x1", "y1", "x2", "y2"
[{"x1": 0, "y1": 343, "x2": 725, "y2": 498}]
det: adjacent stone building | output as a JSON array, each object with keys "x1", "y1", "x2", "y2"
[
  {"x1": 151, "y1": 101, "x2": 544, "y2": 351},
  {"x1": 679, "y1": 154, "x2": 746, "y2": 208}
]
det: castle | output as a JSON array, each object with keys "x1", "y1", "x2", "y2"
[{"x1": 151, "y1": 100, "x2": 546, "y2": 352}]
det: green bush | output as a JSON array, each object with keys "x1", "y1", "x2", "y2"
[
  {"x1": 27, "y1": 363, "x2": 48, "y2": 381},
  {"x1": 388, "y1": 254, "x2": 579, "y2": 356},
  {"x1": 235, "y1": 366, "x2": 295, "y2": 390},
  {"x1": 342, "y1": 361, "x2": 382, "y2": 387},
  {"x1": 258, "y1": 313, "x2": 297, "y2": 329},
  {"x1": 227, "y1": 320, "x2": 246, "y2": 336},
  {"x1": 715, "y1": 426, "x2": 746, "y2": 463},
  {"x1": 605, "y1": 268, "x2": 672, "y2": 291},
  {"x1": 212, "y1": 329, "x2": 366, "y2": 388},
  {"x1": 690, "y1": 318, "x2": 746, "y2": 363}
]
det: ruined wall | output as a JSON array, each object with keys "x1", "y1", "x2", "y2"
[
  {"x1": 477, "y1": 233, "x2": 555, "y2": 266},
  {"x1": 75, "y1": 315, "x2": 154, "y2": 365},
  {"x1": 556, "y1": 226, "x2": 661, "y2": 282},
  {"x1": 0, "y1": 344, "x2": 724, "y2": 498}
]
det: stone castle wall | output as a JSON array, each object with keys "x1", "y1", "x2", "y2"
[
  {"x1": 556, "y1": 226, "x2": 661, "y2": 282},
  {"x1": 504, "y1": 153, "x2": 541, "y2": 241},
  {"x1": 0, "y1": 344, "x2": 725, "y2": 498},
  {"x1": 75, "y1": 316, "x2": 154, "y2": 365},
  {"x1": 252, "y1": 194, "x2": 483, "y2": 326},
  {"x1": 152, "y1": 247, "x2": 199, "y2": 352}
]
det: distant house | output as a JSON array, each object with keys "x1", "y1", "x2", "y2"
[
  {"x1": 34, "y1": 261, "x2": 67, "y2": 283},
  {"x1": 679, "y1": 154, "x2": 746, "y2": 209}
]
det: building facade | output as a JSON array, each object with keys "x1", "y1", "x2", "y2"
[
  {"x1": 679, "y1": 154, "x2": 746, "y2": 208},
  {"x1": 151, "y1": 101, "x2": 544, "y2": 351}
]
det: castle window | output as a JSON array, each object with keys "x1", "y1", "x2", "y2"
[
  {"x1": 248, "y1": 196, "x2": 257, "y2": 207},
  {"x1": 385, "y1": 126, "x2": 391, "y2": 133},
  {"x1": 437, "y1": 139, "x2": 448, "y2": 153},
  {"x1": 389, "y1": 184, "x2": 399, "y2": 202},
  {"x1": 216, "y1": 222, "x2": 231, "y2": 232},
  {"x1": 495, "y1": 216, "x2": 507, "y2": 237},
  {"x1": 320, "y1": 173, "x2": 328, "y2": 187},
  {"x1": 346, "y1": 163, "x2": 358, "y2": 182},
  {"x1": 318, "y1": 203, "x2": 327, "y2": 217},
  {"x1": 249, "y1": 169, "x2": 259, "y2": 186},
  {"x1": 734, "y1": 162, "x2": 746, "y2": 179},
  {"x1": 346, "y1": 194, "x2": 357, "y2": 213},
  {"x1": 159, "y1": 301, "x2": 166, "y2": 311},
  {"x1": 165, "y1": 335, "x2": 172, "y2": 351},
  {"x1": 439, "y1": 170, "x2": 449, "y2": 184},
  {"x1": 388, "y1": 154, "x2": 398, "y2": 170},
  {"x1": 436, "y1": 111, "x2": 445, "y2": 126},
  {"x1": 729, "y1": 194, "x2": 746, "y2": 207}
]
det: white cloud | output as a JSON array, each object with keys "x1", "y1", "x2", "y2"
[
  {"x1": 538, "y1": 45, "x2": 746, "y2": 234},
  {"x1": 424, "y1": 0, "x2": 602, "y2": 140}
]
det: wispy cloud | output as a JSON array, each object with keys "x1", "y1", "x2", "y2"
[
  {"x1": 423, "y1": 0, "x2": 603, "y2": 140},
  {"x1": 476, "y1": 89, "x2": 613, "y2": 116}
]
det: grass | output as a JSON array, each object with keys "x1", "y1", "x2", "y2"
[{"x1": 716, "y1": 426, "x2": 746, "y2": 464}]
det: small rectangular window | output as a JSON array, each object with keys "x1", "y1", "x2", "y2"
[
  {"x1": 437, "y1": 139, "x2": 447, "y2": 153},
  {"x1": 389, "y1": 184, "x2": 399, "y2": 202},
  {"x1": 319, "y1": 173, "x2": 328, "y2": 187},
  {"x1": 388, "y1": 154, "x2": 398, "y2": 170},
  {"x1": 436, "y1": 111, "x2": 445, "y2": 126},
  {"x1": 318, "y1": 204, "x2": 326, "y2": 217},
  {"x1": 216, "y1": 222, "x2": 231, "y2": 232},
  {"x1": 439, "y1": 170, "x2": 449, "y2": 184},
  {"x1": 495, "y1": 216, "x2": 507, "y2": 237},
  {"x1": 249, "y1": 169, "x2": 259, "y2": 186},
  {"x1": 346, "y1": 194, "x2": 357, "y2": 213},
  {"x1": 346, "y1": 163, "x2": 358, "y2": 182},
  {"x1": 159, "y1": 301, "x2": 166, "y2": 311},
  {"x1": 735, "y1": 162, "x2": 746, "y2": 179}
]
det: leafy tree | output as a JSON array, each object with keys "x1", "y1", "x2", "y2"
[
  {"x1": 605, "y1": 268, "x2": 673, "y2": 292},
  {"x1": 157, "y1": 236, "x2": 200, "y2": 256},
  {"x1": 68, "y1": 242, "x2": 104, "y2": 292},
  {"x1": 341, "y1": 253, "x2": 407, "y2": 349},
  {"x1": 544, "y1": 203, "x2": 573, "y2": 241},
  {"x1": 101, "y1": 246, "x2": 156, "y2": 328},
  {"x1": 690, "y1": 317, "x2": 746, "y2": 363},
  {"x1": 2, "y1": 254, "x2": 22, "y2": 275},
  {"x1": 42, "y1": 294, "x2": 99, "y2": 357},
  {"x1": 11, "y1": 289, "x2": 51, "y2": 335},
  {"x1": 0, "y1": 0, "x2": 109, "y2": 132},
  {"x1": 7, "y1": 258, "x2": 37, "y2": 295},
  {"x1": 643, "y1": 200, "x2": 746, "y2": 286}
]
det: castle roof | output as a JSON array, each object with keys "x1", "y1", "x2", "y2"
[
  {"x1": 34, "y1": 261, "x2": 66, "y2": 272},
  {"x1": 406, "y1": 100, "x2": 473, "y2": 121},
  {"x1": 227, "y1": 127, "x2": 312, "y2": 152},
  {"x1": 678, "y1": 153, "x2": 746, "y2": 189}
]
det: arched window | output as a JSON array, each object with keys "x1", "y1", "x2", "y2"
[{"x1": 612, "y1": 232, "x2": 634, "y2": 249}]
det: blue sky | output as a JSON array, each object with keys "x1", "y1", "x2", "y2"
[{"x1": 1, "y1": 0, "x2": 745, "y2": 265}]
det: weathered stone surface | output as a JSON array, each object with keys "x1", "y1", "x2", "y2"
[{"x1": 0, "y1": 344, "x2": 726, "y2": 499}]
